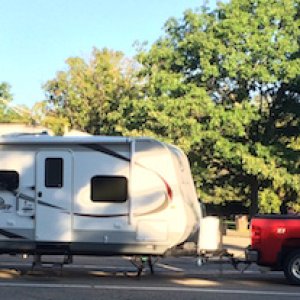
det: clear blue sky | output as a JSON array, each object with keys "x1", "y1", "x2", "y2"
[{"x1": 0, "y1": 0, "x2": 217, "y2": 107}]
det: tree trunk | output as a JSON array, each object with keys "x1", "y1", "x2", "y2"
[{"x1": 249, "y1": 176, "x2": 259, "y2": 219}]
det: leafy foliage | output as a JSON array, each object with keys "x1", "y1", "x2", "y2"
[
  {"x1": 0, "y1": 82, "x2": 30, "y2": 123},
  {"x1": 43, "y1": 48, "x2": 140, "y2": 135},
  {"x1": 131, "y1": 0, "x2": 300, "y2": 214},
  {"x1": 42, "y1": 0, "x2": 300, "y2": 215}
]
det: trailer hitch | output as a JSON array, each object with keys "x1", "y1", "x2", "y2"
[{"x1": 197, "y1": 249, "x2": 253, "y2": 274}]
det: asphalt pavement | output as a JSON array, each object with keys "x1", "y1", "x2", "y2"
[{"x1": 0, "y1": 231, "x2": 299, "y2": 300}]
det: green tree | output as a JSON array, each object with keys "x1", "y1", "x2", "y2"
[
  {"x1": 43, "y1": 0, "x2": 300, "y2": 215},
  {"x1": 0, "y1": 82, "x2": 13, "y2": 121},
  {"x1": 0, "y1": 82, "x2": 13, "y2": 102},
  {"x1": 131, "y1": 0, "x2": 300, "y2": 215},
  {"x1": 44, "y1": 48, "x2": 140, "y2": 135},
  {"x1": 0, "y1": 82, "x2": 29, "y2": 122},
  {"x1": 107, "y1": 87, "x2": 210, "y2": 152}
]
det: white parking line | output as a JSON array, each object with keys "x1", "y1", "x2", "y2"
[
  {"x1": 0, "y1": 282, "x2": 298, "y2": 297},
  {"x1": 156, "y1": 263, "x2": 183, "y2": 272}
]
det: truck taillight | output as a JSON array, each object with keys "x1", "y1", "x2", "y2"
[{"x1": 251, "y1": 225, "x2": 261, "y2": 245}]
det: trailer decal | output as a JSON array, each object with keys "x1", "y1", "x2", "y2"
[
  {"x1": 74, "y1": 192, "x2": 169, "y2": 218},
  {"x1": 133, "y1": 194, "x2": 169, "y2": 217},
  {"x1": 13, "y1": 191, "x2": 65, "y2": 211},
  {"x1": 74, "y1": 212, "x2": 128, "y2": 218},
  {"x1": 80, "y1": 143, "x2": 130, "y2": 162},
  {"x1": 0, "y1": 229, "x2": 26, "y2": 239},
  {"x1": 82, "y1": 143, "x2": 173, "y2": 203}
]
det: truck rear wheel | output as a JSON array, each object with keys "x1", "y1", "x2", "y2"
[{"x1": 283, "y1": 250, "x2": 300, "y2": 285}]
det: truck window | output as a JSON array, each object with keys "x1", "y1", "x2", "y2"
[
  {"x1": 0, "y1": 170, "x2": 19, "y2": 191},
  {"x1": 91, "y1": 176, "x2": 127, "y2": 202},
  {"x1": 45, "y1": 158, "x2": 63, "y2": 188}
]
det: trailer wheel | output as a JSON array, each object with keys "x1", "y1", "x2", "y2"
[{"x1": 283, "y1": 250, "x2": 300, "y2": 285}]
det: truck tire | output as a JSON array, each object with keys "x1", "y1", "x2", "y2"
[{"x1": 283, "y1": 250, "x2": 300, "y2": 285}]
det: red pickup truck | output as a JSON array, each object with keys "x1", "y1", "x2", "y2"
[{"x1": 246, "y1": 215, "x2": 300, "y2": 285}]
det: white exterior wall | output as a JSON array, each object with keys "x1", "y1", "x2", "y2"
[
  {"x1": 73, "y1": 149, "x2": 131, "y2": 231},
  {"x1": 0, "y1": 149, "x2": 35, "y2": 230},
  {"x1": 132, "y1": 140, "x2": 190, "y2": 246},
  {"x1": 0, "y1": 136, "x2": 201, "y2": 254}
]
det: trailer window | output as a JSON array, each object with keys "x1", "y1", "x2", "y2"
[
  {"x1": 91, "y1": 176, "x2": 127, "y2": 202},
  {"x1": 0, "y1": 171, "x2": 19, "y2": 191},
  {"x1": 45, "y1": 158, "x2": 63, "y2": 188}
]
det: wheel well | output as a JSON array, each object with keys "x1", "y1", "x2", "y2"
[
  {"x1": 282, "y1": 249, "x2": 300, "y2": 285},
  {"x1": 279, "y1": 240, "x2": 300, "y2": 267}
]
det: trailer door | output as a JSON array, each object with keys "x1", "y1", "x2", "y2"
[{"x1": 35, "y1": 151, "x2": 73, "y2": 242}]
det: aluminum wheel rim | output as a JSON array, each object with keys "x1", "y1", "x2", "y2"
[{"x1": 291, "y1": 258, "x2": 300, "y2": 280}]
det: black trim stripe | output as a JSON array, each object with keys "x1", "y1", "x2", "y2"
[
  {"x1": 80, "y1": 143, "x2": 130, "y2": 162},
  {"x1": 74, "y1": 194, "x2": 169, "y2": 218},
  {"x1": 37, "y1": 200, "x2": 64, "y2": 210},
  {"x1": 74, "y1": 213, "x2": 128, "y2": 218},
  {"x1": 10, "y1": 191, "x2": 72, "y2": 212},
  {"x1": 0, "y1": 229, "x2": 26, "y2": 239},
  {"x1": 16, "y1": 192, "x2": 35, "y2": 202},
  {"x1": 13, "y1": 192, "x2": 64, "y2": 211}
]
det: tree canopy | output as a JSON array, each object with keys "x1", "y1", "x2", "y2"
[
  {"x1": 40, "y1": 0, "x2": 300, "y2": 214},
  {"x1": 0, "y1": 82, "x2": 31, "y2": 122},
  {"x1": 43, "y1": 48, "x2": 140, "y2": 135}
]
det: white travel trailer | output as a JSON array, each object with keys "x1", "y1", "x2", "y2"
[{"x1": 0, "y1": 133, "x2": 203, "y2": 262}]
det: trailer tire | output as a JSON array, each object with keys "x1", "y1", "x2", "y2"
[{"x1": 283, "y1": 250, "x2": 300, "y2": 285}]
